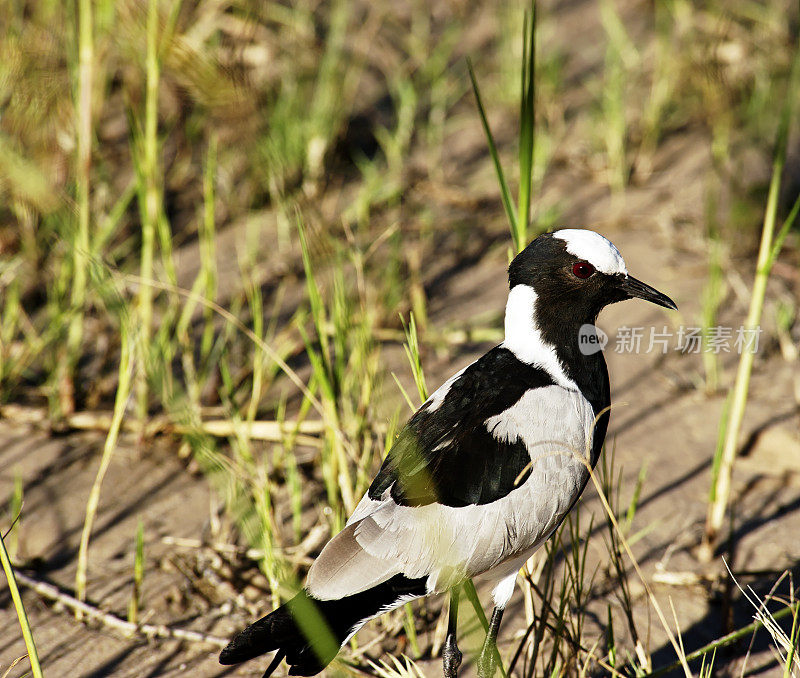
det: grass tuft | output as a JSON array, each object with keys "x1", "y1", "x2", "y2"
[
  {"x1": 701, "y1": 21, "x2": 800, "y2": 559},
  {"x1": 468, "y1": 0, "x2": 538, "y2": 253}
]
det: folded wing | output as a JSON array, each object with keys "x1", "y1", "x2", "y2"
[{"x1": 307, "y1": 346, "x2": 603, "y2": 600}]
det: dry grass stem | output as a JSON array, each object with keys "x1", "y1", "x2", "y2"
[
  {"x1": 14, "y1": 570, "x2": 228, "y2": 648},
  {"x1": 75, "y1": 331, "x2": 134, "y2": 609}
]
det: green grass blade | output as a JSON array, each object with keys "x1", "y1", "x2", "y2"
[
  {"x1": 517, "y1": 4, "x2": 536, "y2": 252},
  {"x1": 462, "y1": 579, "x2": 508, "y2": 678},
  {"x1": 403, "y1": 602, "x2": 421, "y2": 658},
  {"x1": 768, "y1": 192, "x2": 800, "y2": 269},
  {"x1": 624, "y1": 462, "x2": 646, "y2": 532},
  {"x1": 784, "y1": 600, "x2": 799, "y2": 677},
  {"x1": 606, "y1": 604, "x2": 617, "y2": 668},
  {"x1": 466, "y1": 58, "x2": 519, "y2": 248},
  {"x1": 392, "y1": 372, "x2": 417, "y2": 413},
  {"x1": 702, "y1": 19, "x2": 800, "y2": 555},
  {"x1": 8, "y1": 469, "x2": 23, "y2": 561},
  {"x1": 0, "y1": 532, "x2": 43, "y2": 678},
  {"x1": 128, "y1": 518, "x2": 145, "y2": 624},
  {"x1": 400, "y1": 313, "x2": 428, "y2": 403},
  {"x1": 707, "y1": 391, "x2": 732, "y2": 504},
  {"x1": 63, "y1": 0, "x2": 95, "y2": 418},
  {"x1": 462, "y1": 578, "x2": 488, "y2": 631},
  {"x1": 76, "y1": 327, "x2": 134, "y2": 607},
  {"x1": 135, "y1": 0, "x2": 162, "y2": 425}
]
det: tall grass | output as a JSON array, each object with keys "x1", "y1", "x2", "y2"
[
  {"x1": 599, "y1": 0, "x2": 636, "y2": 195},
  {"x1": 60, "y1": 0, "x2": 95, "y2": 418},
  {"x1": 701, "y1": 25, "x2": 800, "y2": 559},
  {"x1": 297, "y1": 220, "x2": 355, "y2": 525},
  {"x1": 637, "y1": 0, "x2": 680, "y2": 179},
  {"x1": 468, "y1": 1, "x2": 537, "y2": 253},
  {"x1": 0, "y1": 532, "x2": 43, "y2": 678},
  {"x1": 75, "y1": 326, "x2": 134, "y2": 608},
  {"x1": 135, "y1": 0, "x2": 161, "y2": 427},
  {"x1": 516, "y1": 6, "x2": 537, "y2": 250}
]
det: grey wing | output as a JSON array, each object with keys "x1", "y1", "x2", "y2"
[{"x1": 307, "y1": 385, "x2": 597, "y2": 600}]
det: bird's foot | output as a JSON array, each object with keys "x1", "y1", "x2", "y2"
[
  {"x1": 476, "y1": 643, "x2": 497, "y2": 678},
  {"x1": 442, "y1": 634, "x2": 462, "y2": 678}
]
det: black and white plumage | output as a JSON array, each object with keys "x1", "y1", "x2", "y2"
[{"x1": 219, "y1": 229, "x2": 677, "y2": 677}]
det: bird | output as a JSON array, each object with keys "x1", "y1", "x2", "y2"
[{"x1": 219, "y1": 228, "x2": 677, "y2": 677}]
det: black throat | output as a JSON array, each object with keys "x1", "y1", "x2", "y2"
[{"x1": 534, "y1": 297, "x2": 610, "y2": 415}]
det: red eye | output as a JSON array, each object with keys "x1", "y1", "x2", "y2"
[{"x1": 572, "y1": 261, "x2": 595, "y2": 279}]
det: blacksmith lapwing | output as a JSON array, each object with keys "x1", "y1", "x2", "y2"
[{"x1": 219, "y1": 228, "x2": 677, "y2": 677}]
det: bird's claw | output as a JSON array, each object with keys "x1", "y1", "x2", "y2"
[{"x1": 442, "y1": 635, "x2": 462, "y2": 678}]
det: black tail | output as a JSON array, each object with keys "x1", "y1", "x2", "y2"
[{"x1": 219, "y1": 575, "x2": 427, "y2": 676}]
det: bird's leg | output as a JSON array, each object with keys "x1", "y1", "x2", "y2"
[
  {"x1": 477, "y1": 606, "x2": 505, "y2": 678},
  {"x1": 261, "y1": 649, "x2": 285, "y2": 678},
  {"x1": 442, "y1": 588, "x2": 462, "y2": 678}
]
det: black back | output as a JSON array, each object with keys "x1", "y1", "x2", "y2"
[{"x1": 369, "y1": 347, "x2": 559, "y2": 507}]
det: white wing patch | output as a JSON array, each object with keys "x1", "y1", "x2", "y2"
[
  {"x1": 553, "y1": 228, "x2": 628, "y2": 275},
  {"x1": 484, "y1": 385, "x2": 593, "y2": 464},
  {"x1": 307, "y1": 386, "x2": 597, "y2": 600}
]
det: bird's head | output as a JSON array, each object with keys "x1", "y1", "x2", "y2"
[{"x1": 508, "y1": 229, "x2": 677, "y2": 324}]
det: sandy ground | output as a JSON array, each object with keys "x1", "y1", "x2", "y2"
[{"x1": 3, "y1": 157, "x2": 799, "y2": 675}]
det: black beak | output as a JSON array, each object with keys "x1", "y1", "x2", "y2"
[{"x1": 619, "y1": 275, "x2": 677, "y2": 310}]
